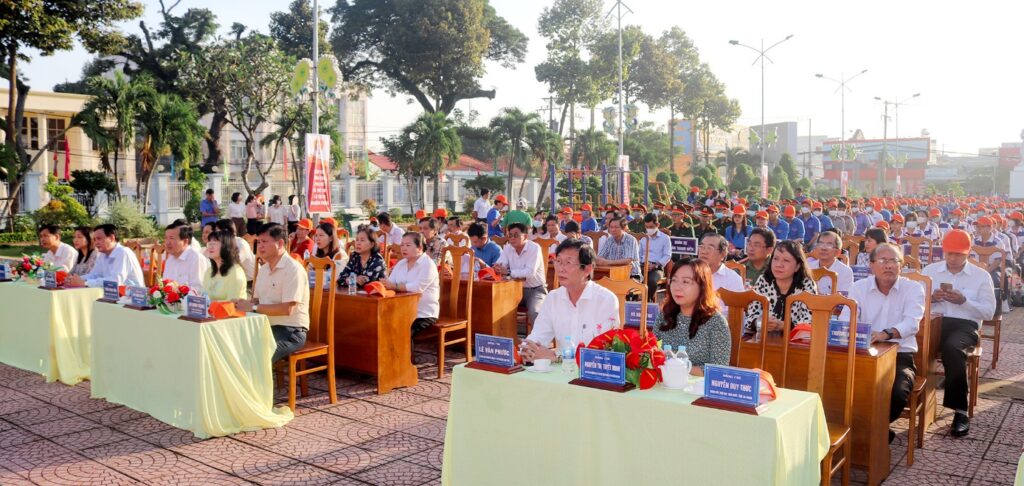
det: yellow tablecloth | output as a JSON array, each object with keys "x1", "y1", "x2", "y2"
[
  {"x1": 90, "y1": 303, "x2": 293, "y2": 438},
  {"x1": 0, "y1": 282, "x2": 102, "y2": 385},
  {"x1": 442, "y1": 365, "x2": 830, "y2": 486},
  {"x1": 1015, "y1": 452, "x2": 1023, "y2": 486}
]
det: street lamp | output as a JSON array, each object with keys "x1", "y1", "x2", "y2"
[
  {"x1": 729, "y1": 35, "x2": 794, "y2": 197},
  {"x1": 874, "y1": 93, "x2": 921, "y2": 194},
  {"x1": 815, "y1": 69, "x2": 868, "y2": 191}
]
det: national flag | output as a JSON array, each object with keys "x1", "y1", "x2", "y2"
[
  {"x1": 63, "y1": 137, "x2": 70, "y2": 180},
  {"x1": 52, "y1": 146, "x2": 58, "y2": 177}
]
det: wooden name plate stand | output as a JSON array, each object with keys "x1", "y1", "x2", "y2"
[
  {"x1": 178, "y1": 315, "x2": 217, "y2": 323},
  {"x1": 465, "y1": 361, "x2": 524, "y2": 374},
  {"x1": 124, "y1": 304, "x2": 156, "y2": 311},
  {"x1": 96, "y1": 298, "x2": 119, "y2": 304},
  {"x1": 568, "y1": 378, "x2": 635, "y2": 393},
  {"x1": 37, "y1": 286, "x2": 67, "y2": 291},
  {"x1": 691, "y1": 397, "x2": 767, "y2": 416}
]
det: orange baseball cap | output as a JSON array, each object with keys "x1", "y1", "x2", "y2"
[
  {"x1": 811, "y1": 201, "x2": 823, "y2": 210},
  {"x1": 297, "y1": 218, "x2": 314, "y2": 231},
  {"x1": 433, "y1": 208, "x2": 448, "y2": 218},
  {"x1": 209, "y1": 301, "x2": 245, "y2": 319},
  {"x1": 477, "y1": 267, "x2": 502, "y2": 282},
  {"x1": 951, "y1": 209, "x2": 964, "y2": 217},
  {"x1": 929, "y1": 208, "x2": 941, "y2": 217},
  {"x1": 975, "y1": 216, "x2": 993, "y2": 227},
  {"x1": 875, "y1": 220, "x2": 890, "y2": 230},
  {"x1": 1010, "y1": 211, "x2": 1024, "y2": 222},
  {"x1": 562, "y1": 206, "x2": 573, "y2": 214},
  {"x1": 321, "y1": 217, "x2": 338, "y2": 228},
  {"x1": 891, "y1": 213, "x2": 904, "y2": 223},
  {"x1": 732, "y1": 204, "x2": 746, "y2": 216},
  {"x1": 766, "y1": 205, "x2": 779, "y2": 213},
  {"x1": 942, "y1": 229, "x2": 972, "y2": 255},
  {"x1": 581, "y1": 203, "x2": 592, "y2": 211},
  {"x1": 782, "y1": 205, "x2": 796, "y2": 218},
  {"x1": 415, "y1": 209, "x2": 427, "y2": 219},
  {"x1": 494, "y1": 195, "x2": 508, "y2": 205},
  {"x1": 690, "y1": 186, "x2": 699, "y2": 193},
  {"x1": 755, "y1": 211, "x2": 769, "y2": 219},
  {"x1": 364, "y1": 281, "x2": 395, "y2": 297}
]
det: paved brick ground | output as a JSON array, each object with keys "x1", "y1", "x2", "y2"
[{"x1": 0, "y1": 313, "x2": 1021, "y2": 485}]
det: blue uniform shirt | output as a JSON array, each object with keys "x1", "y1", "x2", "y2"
[
  {"x1": 473, "y1": 241, "x2": 503, "y2": 266},
  {"x1": 580, "y1": 217, "x2": 599, "y2": 233},
  {"x1": 787, "y1": 217, "x2": 805, "y2": 241},
  {"x1": 725, "y1": 224, "x2": 752, "y2": 250},
  {"x1": 819, "y1": 214, "x2": 834, "y2": 232},
  {"x1": 768, "y1": 218, "x2": 789, "y2": 241},
  {"x1": 486, "y1": 208, "x2": 504, "y2": 237},
  {"x1": 800, "y1": 214, "x2": 820, "y2": 244}
]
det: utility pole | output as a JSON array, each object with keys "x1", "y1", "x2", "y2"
[
  {"x1": 312, "y1": 0, "x2": 319, "y2": 137},
  {"x1": 542, "y1": 96, "x2": 558, "y2": 132},
  {"x1": 879, "y1": 101, "x2": 889, "y2": 195},
  {"x1": 606, "y1": 0, "x2": 632, "y2": 203},
  {"x1": 806, "y1": 119, "x2": 811, "y2": 178},
  {"x1": 815, "y1": 69, "x2": 868, "y2": 190}
]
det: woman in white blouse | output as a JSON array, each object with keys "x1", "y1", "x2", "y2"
[
  {"x1": 286, "y1": 195, "x2": 301, "y2": 234},
  {"x1": 384, "y1": 232, "x2": 440, "y2": 335},
  {"x1": 227, "y1": 192, "x2": 246, "y2": 237},
  {"x1": 267, "y1": 195, "x2": 287, "y2": 226}
]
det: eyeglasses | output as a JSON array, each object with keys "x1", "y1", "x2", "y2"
[
  {"x1": 670, "y1": 278, "x2": 697, "y2": 287},
  {"x1": 873, "y1": 258, "x2": 902, "y2": 266},
  {"x1": 554, "y1": 259, "x2": 581, "y2": 267},
  {"x1": 698, "y1": 244, "x2": 721, "y2": 252},
  {"x1": 816, "y1": 242, "x2": 838, "y2": 249}
]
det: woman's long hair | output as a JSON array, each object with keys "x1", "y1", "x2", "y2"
[
  {"x1": 763, "y1": 240, "x2": 812, "y2": 290},
  {"x1": 74, "y1": 226, "x2": 93, "y2": 264},
  {"x1": 660, "y1": 256, "x2": 721, "y2": 339},
  {"x1": 315, "y1": 222, "x2": 338, "y2": 258},
  {"x1": 207, "y1": 230, "x2": 239, "y2": 277}
]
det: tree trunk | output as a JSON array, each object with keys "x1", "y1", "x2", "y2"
[
  {"x1": 505, "y1": 145, "x2": 515, "y2": 198},
  {"x1": 136, "y1": 137, "x2": 152, "y2": 211},
  {"x1": 432, "y1": 173, "x2": 441, "y2": 211},
  {"x1": 535, "y1": 162, "x2": 550, "y2": 209},
  {"x1": 203, "y1": 110, "x2": 228, "y2": 172},
  {"x1": 5, "y1": 45, "x2": 16, "y2": 147},
  {"x1": 112, "y1": 141, "x2": 122, "y2": 197}
]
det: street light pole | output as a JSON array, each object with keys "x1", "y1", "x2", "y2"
[
  {"x1": 875, "y1": 93, "x2": 920, "y2": 195},
  {"x1": 312, "y1": 0, "x2": 319, "y2": 137},
  {"x1": 815, "y1": 69, "x2": 868, "y2": 190},
  {"x1": 730, "y1": 35, "x2": 794, "y2": 187}
]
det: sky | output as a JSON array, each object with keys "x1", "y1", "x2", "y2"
[{"x1": 18, "y1": 0, "x2": 1024, "y2": 157}]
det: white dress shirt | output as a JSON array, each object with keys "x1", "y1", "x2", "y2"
[
  {"x1": 43, "y1": 242, "x2": 77, "y2": 273},
  {"x1": 844, "y1": 276, "x2": 925, "y2": 353},
  {"x1": 921, "y1": 261, "x2": 996, "y2": 328},
  {"x1": 526, "y1": 280, "x2": 621, "y2": 347},
  {"x1": 227, "y1": 202, "x2": 245, "y2": 219},
  {"x1": 235, "y1": 236, "x2": 256, "y2": 280},
  {"x1": 496, "y1": 240, "x2": 546, "y2": 289},
  {"x1": 641, "y1": 230, "x2": 672, "y2": 267},
  {"x1": 162, "y1": 244, "x2": 210, "y2": 294},
  {"x1": 711, "y1": 262, "x2": 745, "y2": 318},
  {"x1": 473, "y1": 197, "x2": 492, "y2": 219},
  {"x1": 809, "y1": 258, "x2": 854, "y2": 295},
  {"x1": 81, "y1": 243, "x2": 145, "y2": 288},
  {"x1": 253, "y1": 255, "x2": 310, "y2": 329},
  {"x1": 388, "y1": 252, "x2": 440, "y2": 319},
  {"x1": 385, "y1": 226, "x2": 405, "y2": 247},
  {"x1": 267, "y1": 205, "x2": 287, "y2": 225}
]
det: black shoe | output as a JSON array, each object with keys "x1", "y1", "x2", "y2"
[
  {"x1": 951, "y1": 413, "x2": 970, "y2": 437},
  {"x1": 888, "y1": 429, "x2": 896, "y2": 444}
]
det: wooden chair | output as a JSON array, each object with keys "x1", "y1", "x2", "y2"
[
  {"x1": 904, "y1": 236, "x2": 932, "y2": 261},
  {"x1": 837, "y1": 254, "x2": 849, "y2": 265},
  {"x1": 782, "y1": 293, "x2": 858, "y2": 486},
  {"x1": 276, "y1": 256, "x2": 338, "y2": 411},
  {"x1": 595, "y1": 276, "x2": 647, "y2": 326},
  {"x1": 585, "y1": 231, "x2": 607, "y2": 253},
  {"x1": 901, "y1": 272, "x2": 932, "y2": 465},
  {"x1": 491, "y1": 236, "x2": 508, "y2": 247},
  {"x1": 969, "y1": 245, "x2": 1004, "y2": 369},
  {"x1": 385, "y1": 243, "x2": 402, "y2": 274},
  {"x1": 724, "y1": 260, "x2": 746, "y2": 282},
  {"x1": 717, "y1": 288, "x2": 771, "y2": 368},
  {"x1": 810, "y1": 267, "x2": 838, "y2": 295},
  {"x1": 344, "y1": 239, "x2": 355, "y2": 256},
  {"x1": 842, "y1": 236, "x2": 863, "y2": 266},
  {"x1": 534, "y1": 237, "x2": 561, "y2": 290},
  {"x1": 447, "y1": 233, "x2": 469, "y2": 248},
  {"x1": 419, "y1": 246, "x2": 475, "y2": 378},
  {"x1": 902, "y1": 255, "x2": 922, "y2": 272},
  {"x1": 146, "y1": 244, "x2": 166, "y2": 287},
  {"x1": 654, "y1": 260, "x2": 673, "y2": 303}
]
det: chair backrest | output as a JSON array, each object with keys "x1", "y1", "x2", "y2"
[
  {"x1": 902, "y1": 272, "x2": 932, "y2": 373},
  {"x1": 306, "y1": 256, "x2": 337, "y2": 348},
  {"x1": 810, "y1": 267, "x2": 838, "y2": 295},
  {"x1": 904, "y1": 236, "x2": 931, "y2": 260},
  {"x1": 629, "y1": 231, "x2": 646, "y2": 243},
  {"x1": 843, "y1": 236, "x2": 863, "y2": 265},
  {"x1": 442, "y1": 246, "x2": 475, "y2": 320},
  {"x1": 902, "y1": 255, "x2": 922, "y2": 272},
  {"x1": 783, "y1": 292, "x2": 858, "y2": 430},
  {"x1": 344, "y1": 239, "x2": 355, "y2": 256},
  {"x1": 837, "y1": 254, "x2": 849, "y2": 265},
  {"x1": 534, "y1": 237, "x2": 561, "y2": 289},
  {"x1": 970, "y1": 245, "x2": 1005, "y2": 273},
  {"x1": 252, "y1": 256, "x2": 264, "y2": 296},
  {"x1": 635, "y1": 233, "x2": 652, "y2": 285},
  {"x1": 147, "y1": 244, "x2": 166, "y2": 287},
  {"x1": 447, "y1": 233, "x2": 469, "y2": 248},
  {"x1": 385, "y1": 243, "x2": 402, "y2": 274},
  {"x1": 595, "y1": 276, "x2": 648, "y2": 334},
  {"x1": 717, "y1": 288, "x2": 771, "y2": 368},
  {"x1": 585, "y1": 231, "x2": 607, "y2": 253},
  {"x1": 491, "y1": 236, "x2": 508, "y2": 247},
  {"x1": 723, "y1": 260, "x2": 746, "y2": 282}
]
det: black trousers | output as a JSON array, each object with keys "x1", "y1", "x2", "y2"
[
  {"x1": 939, "y1": 317, "x2": 980, "y2": 412},
  {"x1": 890, "y1": 352, "x2": 917, "y2": 422},
  {"x1": 645, "y1": 267, "x2": 664, "y2": 302},
  {"x1": 271, "y1": 325, "x2": 308, "y2": 363},
  {"x1": 412, "y1": 317, "x2": 437, "y2": 335}
]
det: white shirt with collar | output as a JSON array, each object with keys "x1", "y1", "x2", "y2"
[
  {"x1": 711, "y1": 262, "x2": 745, "y2": 318},
  {"x1": 474, "y1": 197, "x2": 492, "y2": 219},
  {"x1": 235, "y1": 236, "x2": 256, "y2": 280},
  {"x1": 641, "y1": 230, "x2": 672, "y2": 267},
  {"x1": 384, "y1": 225, "x2": 405, "y2": 247},
  {"x1": 496, "y1": 240, "x2": 546, "y2": 289},
  {"x1": 808, "y1": 258, "x2": 854, "y2": 295},
  {"x1": 921, "y1": 260, "x2": 996, "y2": 327},
  {"x1": 44, "y1": 242, "x2": 77, "y2": 273},
  {"x1": 253, "y1": 254, "x2": 310, "y2": 329},
  {"x1": 81, "y1": 243, "x2": 145, "y2": 288},
  {"x1": 388, "y1": 252, "x2": 440, "y2": 319},
  {"x1": 227, "y1": 202, "x2": 245, "y2": 218},
  {"x1": 162, "y1": 244, "x2": 210, "y2": 294},
  {"x1": 526, "y1": 280, "x2": 621, "y2": 347},
  {"x1": 845, "y1": 275, "x2": 925, "y2": 353},
  {"x1": 540, "y1": 231, "x2": 567, "y2": 254}
]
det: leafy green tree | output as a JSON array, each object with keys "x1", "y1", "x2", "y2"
[
  {"x1": 382, "y1": 128, "x2": 429, "y2": 211},
  {"x1": 778, "y1": 153, "x2": 799, "y2": 187},
  {"x1": 69, "y1": 170, "x2": 117, "y2": 218},
  {"x1": 329, "y1": 0, "x2": 527, "y2": 115},
  {"x1": 463, "y1": 174, "x2": 505, "y2": 198},
  {"x1": 729, "y1": 164, "x2": 756, "y2": 193},
  {"x1": 526, "y1": 124, "x2": 563, "y2": 208},
  {"x1": 260, "y1": 96, "x2": 346, "y2": 206},
  {"x1": 714, "y1": 147, "x2": 756, "y2": 181},
  {"x1": 771, "y1": 166, "x2": 793, "y2": 200},
  {"x1": 269, "y1": 0, "x2": 329, "y2": 59},
  {"x1": 408, "y1": 112, "x2": 462, "y2": 209},
  {"x1": 690, "y1": 176, "x2": 707, "y2": 191},
  {"x1": 623, "y1": 125, "x2": 671, "y2": 172},
  {"x1": 35, "y1": 176, "x2": 92, "y2": 229},
  {"x1": 78, "y1": 72, "x2": 156, "y2": 195},
  {"x1": 137, "y1": 93, "x2": 205, "y2": 210},
  {"x1": 489, "y1": 108, "x2": 543, "y2": 198},
  {"x1": 570, "y1": 128, "x2": 615, "y2": 169}
]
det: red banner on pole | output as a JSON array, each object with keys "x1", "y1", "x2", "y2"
[
  {"x1": 63, "y1": 137, "x2": 70, "y2": 180},
  {"x1": 304, "y1": 134, "x2": 332, "y2": 215}
]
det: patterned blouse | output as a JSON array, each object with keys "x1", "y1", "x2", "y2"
[
  {"x1": 743, "y1": 273, "x2": 819, "y2": 336},
  {"x1": 653, "y1": 312, "x2": 731, "y2": 369},
  {"x1": 424, "y1": 235, "x2": 446, "y2": 263},
  {"x1": 337, "y1": 251, "x2": 386, "y2": 286},
  {"x1": 70, "y1": 250, "x2": 97, "y2": 277}
]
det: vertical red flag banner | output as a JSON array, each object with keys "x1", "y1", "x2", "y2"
[
  {"x1": 760, "y1": 164, "x2": 769, "y2": 199},
  {"x1": 52, "y1": 147, "x2": 58, "y2": 177},
  {"x1": 840, "y1": 171, "x2": 849, "y2": 198},
  {"x1": 63, "y1": 137, "x2": 71, "y2": 180},
  {"x1": 305, "y1": 134, "x2": 333, "y2": 215}
]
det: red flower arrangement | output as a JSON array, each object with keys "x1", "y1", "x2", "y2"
[
  {"x1": 14, "y1": 253, "x2": 52, "y2": 281},
  {"x1": 576, "y1": 327, "x2": 666, "y2": 390},
  {"x1": 148, "y1": 279, "x2": 190, "y2": 314}
]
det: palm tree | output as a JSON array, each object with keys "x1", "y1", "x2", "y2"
[
  {"x1": 571, "y1": 128, "x2": 615, "y2": 169},
  {"x1": 136, "y1": 93, "x2": 205, "y2": 210},
  {"x1": 527, "y1": 125, "x2": 563, "y2": 209},
  {"x1": 713, "y1": 146, "x2": 755, "y2": 182},
  {"x1": 79, "y1": 72, "x2": 155, "y2": 196},
  {"x1": 409, "y1": 112, "x2": 461, "y2": 210},
  {"x1": 489, "y1": 108, "x2": 543, "y2": 198}
]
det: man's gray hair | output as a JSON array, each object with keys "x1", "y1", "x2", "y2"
[
  {"x1": 870, "y1": 242, "x2": 904, "y2": 263},
  {"x1": 701, "y1": 232, "x2": 728, "y2": 253}
]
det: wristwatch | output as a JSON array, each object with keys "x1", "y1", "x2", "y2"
[{"x1": 883, "y1": 328, "x2": 895, "y2": 340}]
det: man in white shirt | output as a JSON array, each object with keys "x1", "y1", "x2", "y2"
[
  {"x1": 698, "y1": 233, "x2": 744, "y2": 317},
  {"x1": 922, "y1": 229, "x2": 996, "y2": 438},
  {"x1": 377, "y1": 212, "x2": 405, "y2": 247},
  {"x1": 846, "y1": 243, "x2": 924, "y2": 443},
  {"x1": 66, "y1": 224, "x2": 144, "y2": 288},
  {"x1": 161, "y1": 219, "x2": 210, "y2": 294},
  {"x1": 233, "y1": 223, "x2": 310, "y2": 362},
  {"x1": 494, "y1": 222, "x2": 547, "y2": 324},
  {"x1": 640, "y1": 214, "x2": 672, "y2": 302},
  {"x1": 473, "y1": 188, "x2": 492, "y2": 223},
  {"x1": 808, "y1": 230, "x2": 854, "y2": 295},
  {"x1": 38, "y1": 224, "x2": 76, "y2": 272},
  {"x1": 521, "y1": 238, "x2": 620, "y2": 361},
  {"x1": 216, "y1": 219, "x2": 255, "y2": 280},
  {"x1": 384, "y1": 232, "x2": 441, "y2": 334}
]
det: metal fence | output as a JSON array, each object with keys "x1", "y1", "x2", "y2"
[
  {"x1": 168, "y1": 182, "x2": 190, "y2": 210},
  {"x1": 356, "y1": 181, "x2": 384, "y2": 206}
]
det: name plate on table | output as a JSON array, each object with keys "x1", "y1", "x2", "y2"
[
  {"x1": 41, "y1": 270, "x2": 58, "y2": 289},
  {"x1": 179, "y1": 294, "x2": 215, "y2": 323},
  {"x1": 623, "y1": 302, "x2": 658, "y2": 328},
  {"x1": 569, "y1": 348, "x2": 633, "y2": 392},
  {"x1": 670, "y1": 237, "x2": 698, "y2": 256},
  {"x1": 465, "y1": 334, "x2": 523, "y2": 374},
  {"x1": 125, "y1": 286, "x2": 154, "y2": 310},
  {"x1": 851, "y1": 266, "x2": 871, "y2": 281},
  {"x1": 692, "y1": 364, "x2": 766, "y2": 415},
  {"x1": 827, "y1": 319, "x2": 871, "y2": 350},
  {"x1": 98, "y1": 280, "x2": 120, "y2": 303}
]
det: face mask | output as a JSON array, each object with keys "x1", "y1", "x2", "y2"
[
  {"x1": 866, "y1": 207, "x2": 874, "y2": 214},
  {"x1": 746, "y1": 210, "x2": 755, "y2": 217},
  {"x1": 813, "y1": 210, "x2": 822, "y2": 217},
  {"x1": 714, "y1": 212, "x2": 724, "y2": 219},
  {"x1": 828, "y1": 210, "x2": 836, "y2": 217},
  {"x1": 851, "y1": 207, "x2": 860, "y2": 214},
  {"x1": 653, "y1": 209, "x2": 661, "y2": 216},
  {"x1": 931, "y1": 217, "x2": 941, "y2": 224},
  {"x1": 645, "y1": 228, "x2": 658, "y2": 236},
  {"x1": 976, "y1": 212, "x2": 985, "y2": 219},
  {"x1": 532, "y1": 220, "x2": 542, "y2": 228},
  {"x1": 907, "y1": 221, "x2": 919, "y2": 229},
  {"x1": 900, "y1": 205, "x2": 908, "y2": 211},
  {"x1": 801, "y1": 207, "x2": 811, "y2": 214},
  {"x1": 951, "y1": 218, "x2": 960, "y2": 224}
]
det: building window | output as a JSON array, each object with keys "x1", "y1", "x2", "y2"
[
  {"x1": 230, "y1": 139, "x2": 247, "y2": 164},
  {"x1": 47, "y1": 118, "x2": 67, "y2": 150},
  {"x1": 21, "y1": 117, "x2": 39, "y2": 150}
]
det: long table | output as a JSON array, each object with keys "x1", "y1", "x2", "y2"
[
  {"x1": 90, "y1": 302, "x2": 293, "y2": 438},
  {"x1": 441, "y1": 278, "x2": 523, "y2": 340},
  {"x1": 737, "y1": 341, "x2": 898, "y2": 486},
  {"x1": 0, "y1": 282, "x2": 102, "y2": 385},
  {"x1": 332, "y1": 291, "x2": 420, "y2": 394},
  {"x1": 442, "y1": 365, "x2": 830, "y2": 485}
]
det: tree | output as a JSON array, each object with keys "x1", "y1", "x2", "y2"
[
  {"x1": 382, "y1": 130, "x2": 427, "y2": 212},
  {"x1": 219, "y1": 34, "x2": 292, "y2": 196},
  {"x1": 329, "y1": 0, "x2": 527, "y2": 115},
  {"x1": 570, "y1": 128, "x2": 615, "y2": 169},
  {"x1": 729, "y1": 164, "x2": 756, "y2": 193},
  {"x1": 489, "y1": 108, "x2": 543, "y2": 198},
  {"x1": 464, "y1": 174, "x2": 505, "y2": 198},
  {"x1": 78, "y1": 72, "x2": 156, "y2": 196},
  {"x1": 623, "y1": 124, "x2": 671, "y2": 172},
  {"x1": 69, "y1": 170, "x2": 117, "y2": 218},
  {"x1": 714, "y1": 146, "x2": 756, "y2": 181},
  {"x1": 694, "y1": 91, "x2": 741, "y2": 165},
  {"x1": 526, "y1": 124, "x2": 563, "y2": 208},
  {"x1": 270, "y1": 0, "x2": 329, "y2": 59},
  {"x1": 408, "y1": 112, "x2": 461, "y2": 209},
  {"x1": 771, "y1": 166, "x2": 794, "y2": 200},
  {"x1": 778, "y1": 153, "x2": 799, "y2": 187},
  {"x1": 260, "y1": 96, "x2": 346, "y2": 206},
  {"x1": 136, "y1": 93, "x2": 205, "y2": 210}
]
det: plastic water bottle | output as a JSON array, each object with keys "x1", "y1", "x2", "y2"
[
  {"x1": 561, "y1": 336, "x2": 576, "y2": 374},
  {"x1": 347, "y1": 273, "x2": 357, "y2": 295},
  {"x1": 676, "y1": 345, "x2": 692, "y2": 376},
  {"x1": 662, "y1": 344, "x2": 676, "y2": 360}
]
